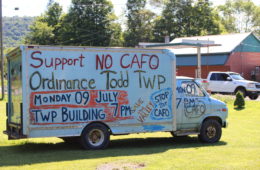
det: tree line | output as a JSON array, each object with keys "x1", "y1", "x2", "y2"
[
  {"x1": 9, "y1": 0, "x2": 260, "y2": 47},
  {"x1": 3, "y1": 16, "x2": 34, "y2": 47}
]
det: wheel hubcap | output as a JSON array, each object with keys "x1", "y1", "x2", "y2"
[
  {"x1": 88, "y1": 129, "x2": 104, "y2": 146},
  {"x1": 206, "y1": 126, "x2": 216, "y2": 138}
]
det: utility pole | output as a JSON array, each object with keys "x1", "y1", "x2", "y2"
[
  {"x1": 0, "y1": 0, "x2": 4, "y2": 100},
  {"x1": 197, "y1": 47, "x2": 202, "y2": 79}
]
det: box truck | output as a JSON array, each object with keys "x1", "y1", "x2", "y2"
[{"x1": 3, "y1": 45, "x2": 228, "y2": 149}]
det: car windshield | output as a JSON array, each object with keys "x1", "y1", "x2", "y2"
[{"x1": 230, "y1": 73, "x2": 245, "y2": 80}]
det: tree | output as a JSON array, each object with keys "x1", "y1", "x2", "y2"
[
  {"x1": 25, "y1": 2, "x2": 63, "y2": 45},
  {"x1": 58, "y1": 0, "x2": 115, "y2": 46},
  {"x1": 234, "y1": 92, "x2": 245, "y2": 109},
  {"x1": 3, "y1": 16, "x2": 34, "y2": 47},
  {"x1": 217, "y1": 0, "x2": 260, "y2": 33},
  {"x1": 109, "y1": 22, "x2": 124, "y2": 46},
  {"x1": 217, "y1": 0, "x2": 237, "y2": 33},
  {"x1": 44, "y1": 0, "x2": 63, "y2": 27},
  {"x1": 252, "y1": 6, "x2": 260, "y2": 35},
  {"x1": 153, "y1": 0, "x2": 225, "y2": 42},
  {"x1": 25, "y1": 20, "x2": 54, "y2": 45},
  {"x1": 124, "y1": 0, "x2": 156, "y2": 47},
  {"x1": 192, "y1": 0, "x2": 225, "y2": 35}
]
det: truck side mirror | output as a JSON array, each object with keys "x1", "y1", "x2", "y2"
[{"x1": 227, "y1": 77, "x2": 232, "y2": 81}]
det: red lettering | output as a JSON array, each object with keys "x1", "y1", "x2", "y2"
[
  {"x1": 105, "y1": 55, "x2": 113, "y2": 69},
  {"x1": 149, "y1": 55, "x2": 159, "y2": 69},
  {"x1": 120, "y1": 54, "x2": 130, "y2": 68},
  {"x1": 120, "y1": 53, "x2": 159, "y2": 70},
  {"x1": 61, "y1": 58, "x2": 68, "y2": 70},
  {"x1": 96, "y1": 54, "x2": 113, "y2": 70},
  {"x1": 30, "y1": 52, "x2": 84, "y2": 70},
  {"x1": 30, "y1": 51, "x2": 43, "y2": 68},
  {"x1": 45, "y1": 58, "x2": 53, "y2": 68},
  {"x1": 141, "y1": 54, "x2": 148, "y2": 68},
  {"x1": 55, "y1": 58, "x2": 62, "y2": 70},
  {"x1": 79, "y1": 54, "x2": 85, "y2": 67},
  {"x1": 131, "y1": 54, "x2": 141, "y2": 69},
  {"x1": 68, "y1": 59, "x2": 73, "y2": 65},
  {"x1": 96, "y1": 54, "x2": 104, "y2": 70}
]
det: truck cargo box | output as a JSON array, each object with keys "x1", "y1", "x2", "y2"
[{"x1": 5, "y1": 46, "x2": 176, "y2": 140}]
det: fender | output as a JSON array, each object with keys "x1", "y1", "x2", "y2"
[{"x1": 198, "y1": 114, "x2": 223, "y2": 131}]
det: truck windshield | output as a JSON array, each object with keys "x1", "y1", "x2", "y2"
[{"x1": 230, "y1": 73, "x2": 245, "y2": 80}]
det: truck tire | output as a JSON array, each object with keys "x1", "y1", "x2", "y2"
[
  {"x1": 80, "y1": 123, "x2": 110, "y2": 150},
  {"x1": 235, "y1": 88, "x2": 246, "y2": 98},
  {"x1": 249, "y1": 93, "x2": 258, "y2": 100},
  {"x1": 198, "y1": 119, "x2": 222, "y2": 143}
]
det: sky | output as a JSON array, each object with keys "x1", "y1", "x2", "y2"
[{"x1": 2, "y1": 0, "x2": 260, "y2": 17}]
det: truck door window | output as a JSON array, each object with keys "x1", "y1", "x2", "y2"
[
  {"x1": 210, "y1": 73, "x2": 217, "y2": 80},
  {"x1": 181, "y1": 81, "x2": 205, "y2": 97},
  {"x1": 215, "y1": 73, "x2": 229, "y2": 81}
]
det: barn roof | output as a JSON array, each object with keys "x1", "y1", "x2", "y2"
[{"x1": 170, "y1": 32, "x2": 252, "y2": 55}]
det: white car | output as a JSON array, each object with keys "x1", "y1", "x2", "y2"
[{"x1": 205, "y1": 72, "x2": 260, "y2": 100}]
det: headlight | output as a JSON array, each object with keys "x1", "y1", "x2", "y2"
[{"x1": 247, "y1": 83, "x2": 256, "y2": 88}]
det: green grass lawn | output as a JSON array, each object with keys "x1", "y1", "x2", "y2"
[{"x1": 0, "y1": 96, "x2": 260, "y2": 170}]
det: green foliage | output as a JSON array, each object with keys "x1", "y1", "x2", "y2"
[
  {"x1": 124, "y1": 0, "x2": 156, "y2": 47},
  {"x1": 108, "y1": 22, "x2": 124, "y2": 47},
  {"x1": 217, "y1": 0, "x2": 260, "y2": 33},
  {"x1": 153, "y1": 0, "x2": 225, "y2": 42},
  {"x1": 58, "y1": 0, "x2": 115, "y2": 46},
  {"x1": 3, "y1": 16, "x2": 35, "y2": 47},
  {"x1": 25, "y1": 20, "x2": 55, "y2": 45},
  {"x1": 25, "y1": 0, "x2": 122, "y2": 47},
  {"x1": 25, "y1": 2, "x2": 63, "y2": 45},
  {"x1": 252, "y1": 6, "x2": 260, "y2": 35},
  {"x1": 3, "y1": 0, "x2": 260, "y2": 48},
  {"x1": 234, "y1": 92, "x2": 245, "y2": 109}
]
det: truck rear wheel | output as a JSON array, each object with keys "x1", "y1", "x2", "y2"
[
  {"x1": 198, "y1": 119, "x2": 222, "y2": 143},
  {"x1": 80, "y1": 123, "x2": 110, "y2": 150}
]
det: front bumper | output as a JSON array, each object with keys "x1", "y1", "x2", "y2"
[
  {"x1": 246, "y1": 87, "x2": 260, "y2": 94},
  {"x1": 247, "y1": 85, "x2": 260, "y2": 91}
]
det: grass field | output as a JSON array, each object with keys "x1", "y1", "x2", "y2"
[{"x1": 0, "y1": 96, "x2": 260, "y2": 170}]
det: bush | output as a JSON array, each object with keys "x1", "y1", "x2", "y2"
[{"x1": 234, "y1": 92, "x2": 245, "y2": 109}]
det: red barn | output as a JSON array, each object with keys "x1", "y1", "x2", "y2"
[{"x1": 170, "y1": 32, "x2": 260, "y2": 81}]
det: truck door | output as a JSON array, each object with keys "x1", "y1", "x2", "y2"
[
  {"x1": 6, "y1": 51, "x2": 23, "y2": 139},
  {"x1": 219, "y1": 73, "x2": 236, "y2": 93},
  {"x1": 208, "y1": 73, "x2": 234, "y2": 93},
  {"x1": 178, "y1": 80, "x2": 211, "y2": 129},
  {"x1": 208, "y1": 73, "x2": 223, "y2": 92}
]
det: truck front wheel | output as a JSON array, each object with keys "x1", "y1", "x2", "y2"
[
  {"x1": 198, "y1": 119, "x2": 222, "y2": 143},
  {"x1": 249, "y1": 93, "x2": 258, "y2": 100},
  {"x1": 80, "y1": 123, "x2": 110, "y2": 150}
]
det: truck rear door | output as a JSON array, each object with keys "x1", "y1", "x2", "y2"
[{"x1": 5, "y1": 48, "x2": 24, "y2": 139}]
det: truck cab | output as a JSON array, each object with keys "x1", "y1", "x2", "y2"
[{"x1": 175, "y1": 77, "x2": 228, "y2": 142}]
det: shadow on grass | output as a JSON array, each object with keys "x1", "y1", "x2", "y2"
[
  {"x1": 234, "y1": 107, "x2": 245, "y2": 111},
  {"x1": 0, "y1": 136, "x2": 227, "y2": 167}
]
